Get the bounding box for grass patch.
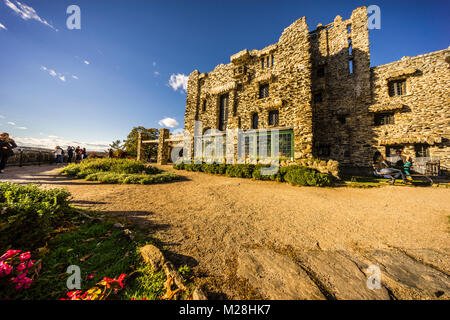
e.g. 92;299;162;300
61;158;179;185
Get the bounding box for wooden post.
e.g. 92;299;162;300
137;132;142;161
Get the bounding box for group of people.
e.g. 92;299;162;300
373;150;413;184
54;146;87;164
0;132;17;174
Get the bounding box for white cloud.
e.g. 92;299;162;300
0;23;7;30
158;117;179;128
40;66;67;82
16;126;27;130
4;0;57;31
71;75;78;79
14;136;110;152
83;60;90;65
7;121;15;125
154;71;160;76
0;115;5;119
168;73;188;93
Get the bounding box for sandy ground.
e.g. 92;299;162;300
1;164;449;299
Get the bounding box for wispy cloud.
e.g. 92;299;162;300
0;23;7;30
14;136;110;152
71;75;79;80
154;71;160;76
40;66;68;82
83;60;90;65
168;73;188;93
158;117;179;128
152;61;157;67
16;126;27;130
0;115;5;119
4;0;58;31
7;121;16;125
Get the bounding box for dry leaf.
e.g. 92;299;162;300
80;254;93;262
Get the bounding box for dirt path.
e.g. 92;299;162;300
1;165;449;300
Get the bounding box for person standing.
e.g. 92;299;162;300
81;148;87;160
0;132;18;173
67;146;74;163
54;146;63;165
75;146;81;163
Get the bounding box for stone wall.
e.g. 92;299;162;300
370;48;450;172
182;6;449;175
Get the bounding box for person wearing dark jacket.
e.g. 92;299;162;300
0;132;18;173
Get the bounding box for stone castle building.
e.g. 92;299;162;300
180;6;449;174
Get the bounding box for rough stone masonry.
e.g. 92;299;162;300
180;6;449;174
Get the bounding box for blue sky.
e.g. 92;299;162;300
0;0;448;150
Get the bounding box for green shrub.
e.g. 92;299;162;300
172;162;333;187
62;159;177;185
0;183;73;251
284;166;333;187
85;171;179;185
62;158;161;178
225;164;255;178
252;164;282;181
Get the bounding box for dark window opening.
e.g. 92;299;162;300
318;145;331;157
337;115;347;124
268;110;279;126
259;83;269;99
415;144;430;158
219;94;229;131
344;150;351;159
317;66;325;78
261;58;265;69
202;100;207;112
374;112;394;126
313;92;323;103
388;79;406;97
271;55;274;67
252;113;258;129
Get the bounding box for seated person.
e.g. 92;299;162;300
403;156;413;181
373;152;408;184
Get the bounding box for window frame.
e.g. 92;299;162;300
268;110;279;126
374;112;395;126
259;83;270;99
388;79;406;97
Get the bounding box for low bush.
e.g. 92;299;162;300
62;158;160;179
0;183;73;252
85;171;179;185
61;158;178;185
284;165;333;187
173;162;333;187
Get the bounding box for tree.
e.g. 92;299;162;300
123;127;159;160
109;140;123;150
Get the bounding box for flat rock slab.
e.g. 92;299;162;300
237;249;325;300
296;250;390;300
364;249;450;299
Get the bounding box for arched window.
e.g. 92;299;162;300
252;113;258;129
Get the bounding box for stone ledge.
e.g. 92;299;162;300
378;135;443;146
368;104;404;113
